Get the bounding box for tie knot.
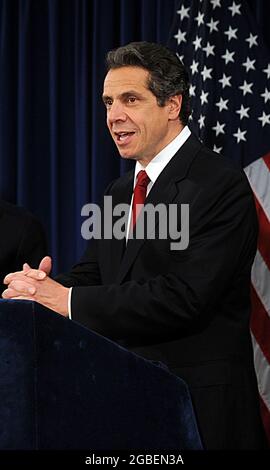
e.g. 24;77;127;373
136;170;150;188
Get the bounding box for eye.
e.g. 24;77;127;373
127;96;137;104
103;98;113;108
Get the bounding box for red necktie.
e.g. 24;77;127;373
132;170;150;228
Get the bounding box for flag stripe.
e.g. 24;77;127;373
250;286;270;364
245;156;270;224
259;396;270;444
253;196;270;271
251;251;270;317
263;152;270;172
251;334;270;410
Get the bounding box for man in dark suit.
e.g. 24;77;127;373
0;200;47;294
2;42;265;449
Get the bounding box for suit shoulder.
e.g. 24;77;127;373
190;143;249;189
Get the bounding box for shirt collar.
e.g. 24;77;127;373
134;126;191;185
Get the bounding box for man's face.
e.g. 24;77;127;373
103;66;181;165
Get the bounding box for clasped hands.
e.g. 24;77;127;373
2;256;69;317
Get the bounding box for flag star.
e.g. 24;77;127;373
200;90;209;105
174;29;187;45
261;88;270;103
202;42;215;57
193;36;202;51
211;0;221;9
213;145;223;154
221;49;235;64
215;97;229;112
263;64;270;79
233;128;247;143
201;65;213;81
218;73;232;88
245;33;258;48
177;5;190;21
228;2;241;16
190;60;199;75
195;11;204;26
258;112;270;127
239;80;253;96
236;105;250;120
206;18;219;33
242;57;256;72
224;26;238;41
212;121;226;136
176;52;184;63
189;84;196;97
198;114;205;129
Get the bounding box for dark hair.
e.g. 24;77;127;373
105;41;190;125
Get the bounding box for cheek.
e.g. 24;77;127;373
154;116;167;133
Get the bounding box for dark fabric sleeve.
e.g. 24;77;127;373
56;238;101;287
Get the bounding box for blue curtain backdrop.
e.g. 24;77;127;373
0;0;269;274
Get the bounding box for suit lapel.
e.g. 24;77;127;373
116;134;202;283
109;171;133;276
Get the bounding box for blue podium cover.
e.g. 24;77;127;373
0;299;202;450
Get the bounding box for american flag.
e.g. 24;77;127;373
169;0;270;443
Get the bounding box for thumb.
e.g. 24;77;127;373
38;256;52;275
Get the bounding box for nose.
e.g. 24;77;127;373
107;101;127;123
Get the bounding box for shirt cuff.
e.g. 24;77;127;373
68;287;73;319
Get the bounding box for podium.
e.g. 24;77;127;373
0;299;202;449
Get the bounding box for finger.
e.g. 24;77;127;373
4;271;24;284
39;256;52;275
9;279;36;295
2;289;34;301
23;263;31;272
14;296;35;300
25;269;46;280
4;271;37;285
2;288;27;299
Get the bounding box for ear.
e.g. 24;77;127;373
168;95;182;120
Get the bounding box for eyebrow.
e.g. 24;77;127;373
102;90;145;101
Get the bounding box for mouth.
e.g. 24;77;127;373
114;131;136;145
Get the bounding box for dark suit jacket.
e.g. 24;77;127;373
58;134;265;449
0;200;47;293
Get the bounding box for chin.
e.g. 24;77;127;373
119;151;137;160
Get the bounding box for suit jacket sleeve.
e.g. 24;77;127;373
55;238;101;287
